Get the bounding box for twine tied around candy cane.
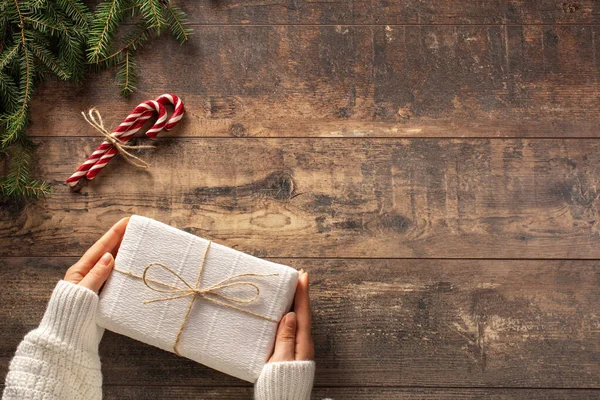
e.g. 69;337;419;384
81;108;155;169
67;94;184;188
112;242;279;356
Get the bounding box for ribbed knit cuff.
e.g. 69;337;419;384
254;360;315;400
36;280;103;353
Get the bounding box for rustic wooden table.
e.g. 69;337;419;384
2;1;600;398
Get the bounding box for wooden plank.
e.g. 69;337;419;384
2;257;599;388
176;1;600;25
2;385;600;399
103;387;600;399
28;25;600;139
2;137;600;258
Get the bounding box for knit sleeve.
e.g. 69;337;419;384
254;360;315;400
3;280;104;400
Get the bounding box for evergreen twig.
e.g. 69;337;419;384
0;0;190;200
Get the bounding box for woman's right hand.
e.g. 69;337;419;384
63;217;130;292
268;269;314;362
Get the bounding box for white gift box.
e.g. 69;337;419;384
96;215;298;382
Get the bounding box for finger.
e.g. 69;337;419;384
268;312;297;362
67;217;129;281
82;216;129;262
78;252;115;292
295;271;314;360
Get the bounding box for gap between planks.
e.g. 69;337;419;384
126;23;600;27
27;136;600;140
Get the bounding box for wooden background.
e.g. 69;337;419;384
2;1;600;398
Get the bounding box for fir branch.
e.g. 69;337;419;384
0;43;20;69
137;0;164;30
56;0;91;28
27;0;48;9
30;41;70;79
116;48;136;95
0;140;50;199
1;0;191;200
36;4;88;81
0;16;7;49
6;0;34;148
0;72;19;111
1;115;24;149
1;108;29;148
163;3;191;44
24;16;63;35
94;23;152;65
87;0;125;62
58;29;86;81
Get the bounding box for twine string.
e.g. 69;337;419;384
82;108;156;169
112;241;279;356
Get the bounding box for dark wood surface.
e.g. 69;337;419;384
3;138;600;259
2;257;600;389
28;24;600;138
2;1;600;398
174;1;600;25
4;385;600;399
101;387;600;399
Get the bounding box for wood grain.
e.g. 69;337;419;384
3;385;600;399
176;1;600;25
27;25;600;138
2;138;600;258
104;387;600;399
2;257;599;388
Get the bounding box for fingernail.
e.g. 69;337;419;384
99;252;113;266
299;268;305;274
285;312;296;327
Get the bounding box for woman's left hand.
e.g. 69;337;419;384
268;269;314;362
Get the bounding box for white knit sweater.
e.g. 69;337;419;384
3;281;315;400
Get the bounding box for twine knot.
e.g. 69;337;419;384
141;263;269;306
82;108;155;169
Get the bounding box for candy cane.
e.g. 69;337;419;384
66;100;165;186
67;94;184;187
155;94;184;133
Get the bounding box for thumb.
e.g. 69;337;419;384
78;252;114;292
268;312;297;362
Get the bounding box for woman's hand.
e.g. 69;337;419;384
269;269;314;362
64;217;130;292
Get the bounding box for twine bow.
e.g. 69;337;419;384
82;108;155;169
112;242;279;356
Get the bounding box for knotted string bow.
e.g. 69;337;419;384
112;242;279;356
82;108;155;169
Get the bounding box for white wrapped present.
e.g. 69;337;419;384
96;215;298;382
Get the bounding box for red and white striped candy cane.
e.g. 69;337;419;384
155;94;184;133
66;100;165;186
66;94;184;187
82;100;166;182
